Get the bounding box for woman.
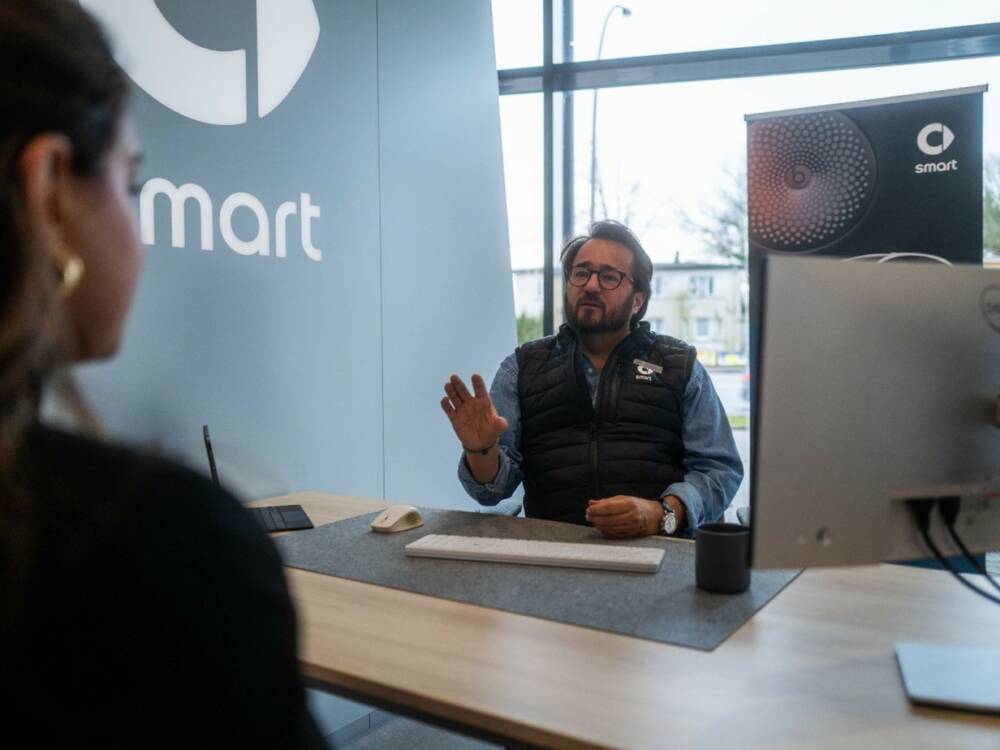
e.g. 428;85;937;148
0;2;325;746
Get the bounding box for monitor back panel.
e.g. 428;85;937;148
752;256;1000;567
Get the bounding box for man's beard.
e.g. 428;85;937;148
565;291;635;334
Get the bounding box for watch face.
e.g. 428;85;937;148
662;512;678;535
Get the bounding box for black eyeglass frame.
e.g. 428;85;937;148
565;264;636;291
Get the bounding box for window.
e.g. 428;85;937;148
491;0;543;69
500;94;543;274
569;57;1000;259
650;273;664;297
500;93;544;342
568;1;999;62
689;276;714;298
694;317;711;339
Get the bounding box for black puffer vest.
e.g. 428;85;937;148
516;322;695;525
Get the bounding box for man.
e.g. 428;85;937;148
440;221;743;538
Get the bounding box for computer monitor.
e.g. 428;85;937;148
750;254;1000;569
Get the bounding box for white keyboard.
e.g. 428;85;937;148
404;534;664;573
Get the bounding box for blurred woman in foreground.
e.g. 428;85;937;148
0;2;325;745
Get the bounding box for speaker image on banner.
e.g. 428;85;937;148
749;110;879;255
745;85;987;417
746;85;985;264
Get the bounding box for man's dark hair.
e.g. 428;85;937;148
560;220;653;325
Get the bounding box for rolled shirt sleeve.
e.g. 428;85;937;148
662;360;744;532
457;354;524;505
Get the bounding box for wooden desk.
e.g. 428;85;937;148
256;492;1000;749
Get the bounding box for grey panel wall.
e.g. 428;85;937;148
75;0;512;508
377;0;515;508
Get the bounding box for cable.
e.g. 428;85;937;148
907;499;1000;607
938;497;1000;596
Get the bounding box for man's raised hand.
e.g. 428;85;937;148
441;374;508;452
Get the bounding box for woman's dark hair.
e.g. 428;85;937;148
559;220;654;326
0;0;128;620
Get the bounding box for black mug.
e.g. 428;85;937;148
696;522;751;594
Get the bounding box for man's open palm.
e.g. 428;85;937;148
441;374;508;451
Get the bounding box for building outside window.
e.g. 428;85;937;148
651;273;664;297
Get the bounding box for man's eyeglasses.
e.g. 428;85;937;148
566;265;634;291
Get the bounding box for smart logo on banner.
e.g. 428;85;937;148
914;122;958;174
746;86;984;264
80;0;320;125
80;0;324;262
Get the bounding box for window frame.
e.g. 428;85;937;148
499;4;1000;334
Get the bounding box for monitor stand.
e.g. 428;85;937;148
896;643;1000;715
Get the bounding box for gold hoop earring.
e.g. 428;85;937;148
53;246;85;297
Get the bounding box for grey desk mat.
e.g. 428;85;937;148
275;509;799;651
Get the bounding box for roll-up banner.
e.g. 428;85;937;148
745;84;987;407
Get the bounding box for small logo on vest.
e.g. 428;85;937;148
633;358;662;382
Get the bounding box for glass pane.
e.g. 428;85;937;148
492;0;543;69
500;93;545;343
570;0;1000;62
572;57;1000;248
567;54;1000;514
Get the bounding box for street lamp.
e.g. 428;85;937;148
589;4;631;225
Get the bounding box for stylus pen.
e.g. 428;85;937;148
202;425;219;485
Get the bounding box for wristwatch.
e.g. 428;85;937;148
660;499;679;536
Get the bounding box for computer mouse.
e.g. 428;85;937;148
370;504;424;533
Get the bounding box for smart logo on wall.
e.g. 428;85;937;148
80;0;324;262
80;0;319;124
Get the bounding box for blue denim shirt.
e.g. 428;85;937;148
458;350;744;533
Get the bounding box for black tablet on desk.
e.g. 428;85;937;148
248;504;314;533
202;425;314;533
